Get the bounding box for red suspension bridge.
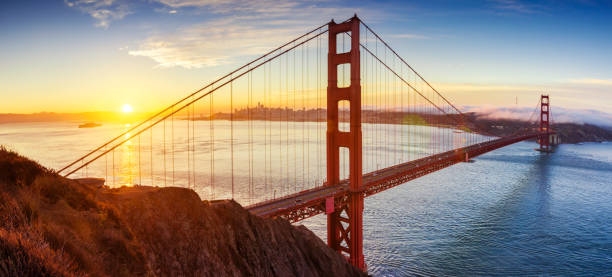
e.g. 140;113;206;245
58;15;555;271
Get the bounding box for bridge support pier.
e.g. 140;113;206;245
326;16;365;271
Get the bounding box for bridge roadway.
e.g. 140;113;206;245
247;132;545;223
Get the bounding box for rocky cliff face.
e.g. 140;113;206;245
0;147;366;277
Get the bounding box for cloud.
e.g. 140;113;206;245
128;17;306;68
429;80;612;119
464;105;612;127
153;0;300;14
435;83;540;93
129;1;379;68
489;0;542;14
389;33;430;40
65;0;130;28
154;0;227;8
569;78;612;86
62;0;383;68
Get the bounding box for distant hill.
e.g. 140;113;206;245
0;112;148;124
3;109;608;144
469;114;612;144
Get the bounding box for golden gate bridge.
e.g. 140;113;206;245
57;15;555;271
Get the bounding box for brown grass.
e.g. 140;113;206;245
0;146;147;276
0;146;365;277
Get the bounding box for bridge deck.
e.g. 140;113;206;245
247;133;544;223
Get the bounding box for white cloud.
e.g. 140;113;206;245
464;105;612;127
129;1;379;68
569;78;612;86
154;0;228;8
154;0;300;15
489;0;542;14
128;18;306;68
64;0;383;68
389;33;430;40
65;0;130;28
430;80;612;120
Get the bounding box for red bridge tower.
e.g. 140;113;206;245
326;16;365;270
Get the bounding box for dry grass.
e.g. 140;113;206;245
0;192;79;277
0;146;147;276
0;146;365;277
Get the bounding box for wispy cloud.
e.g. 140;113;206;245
432;80;612;121
435;83;540;92
569;78;612;86
65;0;130;28
153;0;229;8
489;0;541;14
465;105;612;127
389;33;430;40
154;0;301;14
128;17;306;68
129;0;378;68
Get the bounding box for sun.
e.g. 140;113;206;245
122;104;133;113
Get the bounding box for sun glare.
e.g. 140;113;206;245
122;104;133;113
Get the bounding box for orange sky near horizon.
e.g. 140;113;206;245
2;1;612;119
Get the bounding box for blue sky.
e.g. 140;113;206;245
1;0;611;121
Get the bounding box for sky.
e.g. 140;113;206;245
1;0;611;122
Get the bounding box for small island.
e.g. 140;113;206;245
78;122;102;128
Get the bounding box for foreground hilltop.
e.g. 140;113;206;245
0;147;366;276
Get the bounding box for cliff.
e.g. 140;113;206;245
0;147;366;276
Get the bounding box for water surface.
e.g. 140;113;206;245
1;122;611;276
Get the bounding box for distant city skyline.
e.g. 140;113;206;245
1;0;611;119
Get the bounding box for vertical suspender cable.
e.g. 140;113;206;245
164;116;167;186
149;124;153;185
385;45;388;167
306;40;310;187
317;30;321;184
302;43;305;188
192;96;196;189
248;69;253;203
279;55;283;195
286;52;289;193
293;42;297;192
112;149;115;186
188;102;191;188
210;88;214;199
269;62;272;195
138;135;141;185
264;63;268;198
279;56;283;196
394;54;397;164
230;76;234;200
363;28;367;172
105;146;108;183
172;107;175;185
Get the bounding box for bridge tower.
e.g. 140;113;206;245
326;16;365;270
539;94;550;152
